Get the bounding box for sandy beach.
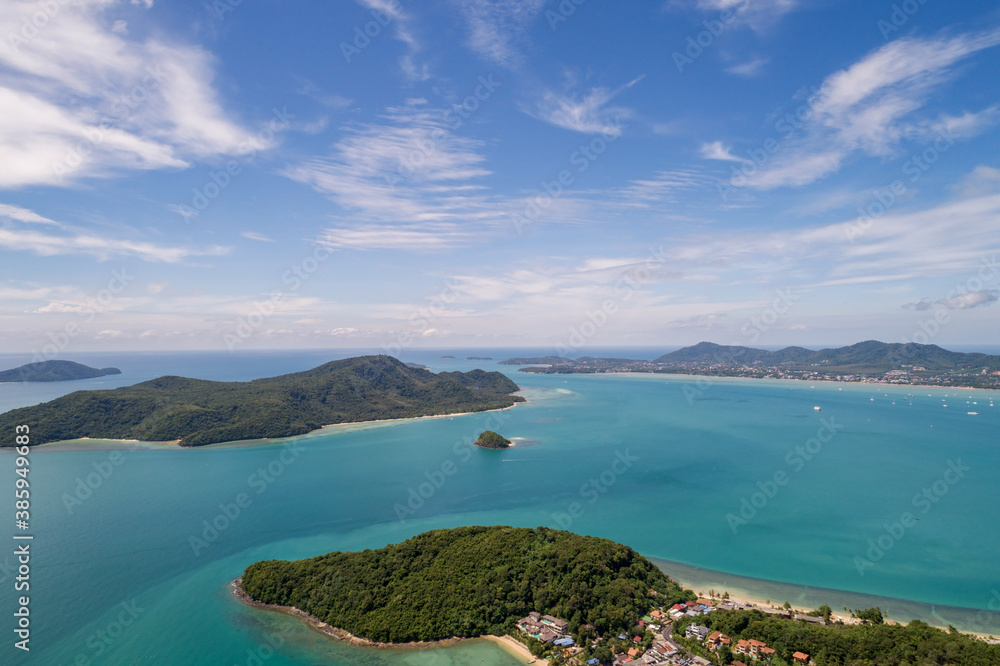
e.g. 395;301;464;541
665;575;1000;642
31;400;524;451
481;634;535;662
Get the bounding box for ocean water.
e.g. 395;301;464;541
1;349;999;664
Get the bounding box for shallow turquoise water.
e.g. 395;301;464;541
1;350;998;663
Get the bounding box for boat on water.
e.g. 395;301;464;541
968;411;978;415
813;406;821;411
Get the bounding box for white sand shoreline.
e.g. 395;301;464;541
25;401;524;452
660;568;1000;642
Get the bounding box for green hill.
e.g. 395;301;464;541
0;356;522;447
0;360;122;383
239;526;693;643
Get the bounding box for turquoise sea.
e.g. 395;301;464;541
1;348;999;665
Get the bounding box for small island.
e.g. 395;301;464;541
440;355;456;359
0;356;523;447
466;356;493;360
474;430;511;449
0;360;122;383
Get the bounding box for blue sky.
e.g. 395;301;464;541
2;0;1000;355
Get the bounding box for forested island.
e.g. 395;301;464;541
0;360;121;383
474;430;511;449
238;526;692;644
0;356;522;447
502;341;1000;389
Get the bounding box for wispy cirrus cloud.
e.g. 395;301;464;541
739;29;1000;189
241;231;275;243
354;0;427;80
0;203;62;226
318;223;479;251
617;169;709;206
0;204;229;262
529;76;643;136
450;0;547;68
284;99;509;250
0;0;260;188
684;0;800;31
725;56;768;77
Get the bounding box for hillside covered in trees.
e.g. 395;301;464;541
240;526;693;643
0;356;522;447
674;608;1000;666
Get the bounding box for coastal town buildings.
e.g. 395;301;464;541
517;611;570;645
517;599;814;666
685;624;710;641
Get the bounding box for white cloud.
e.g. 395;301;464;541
692;0;799;31
318;223;477;251
937;290;998;310
725;57;768;77
667;191;1000;288
530;77;643;136
0;203;62;226
618;169;708;206
241;231;275;243
0;0;259;188
285;100;517;248
741;30;1000;189
0;204;230;262
930;106;1000;140
700;141;745;162
955;165;1000;197
451;0;547;68
354;0;427;80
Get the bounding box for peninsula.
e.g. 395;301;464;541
502;341;1000;389
238;526;693;644
0;355;523;447
237;526;1000;665
0;360;122;383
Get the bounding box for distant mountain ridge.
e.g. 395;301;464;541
654;340;1000;372
0;360;122;383
0;356;523;447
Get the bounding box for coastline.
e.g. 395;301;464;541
552;370;1000;394
28;401;524;452
671;585;999;644
231;579;535;660
651;558;1000;642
